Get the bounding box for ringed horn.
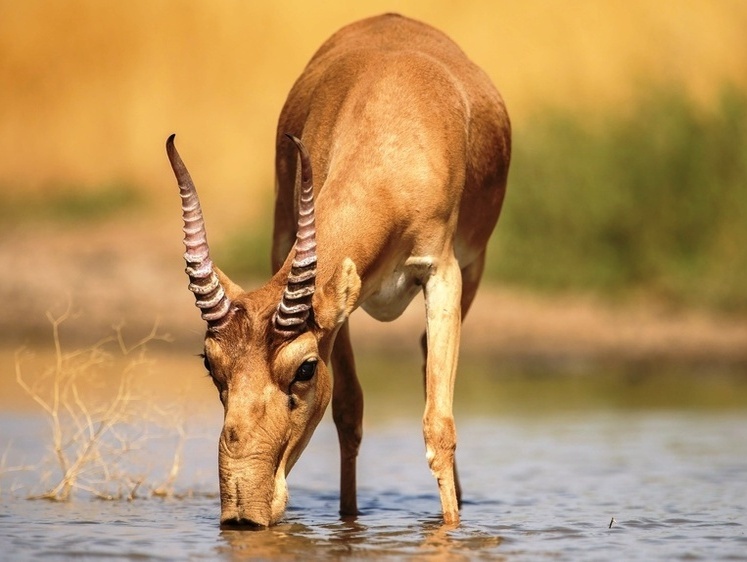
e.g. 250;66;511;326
166;134;232;329
273;133;318;335
166;133;317;335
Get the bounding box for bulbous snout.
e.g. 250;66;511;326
218;457;289;527
220;482;287;527
218;419;290;528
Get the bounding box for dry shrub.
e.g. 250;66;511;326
11;304;195;501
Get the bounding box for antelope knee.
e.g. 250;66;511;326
423;415;457;472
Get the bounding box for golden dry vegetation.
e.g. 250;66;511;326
2;0;746;224
1;1;746;374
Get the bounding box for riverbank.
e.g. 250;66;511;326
3;217;746;371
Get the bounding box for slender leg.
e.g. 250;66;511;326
419;251;486;518
422;254;463;524
420;329;464;510
458;250;487;323
331;319;363;517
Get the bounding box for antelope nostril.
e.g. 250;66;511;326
224;426;240;444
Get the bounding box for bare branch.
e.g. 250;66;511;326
12;312;193;502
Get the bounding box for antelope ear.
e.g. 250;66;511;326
319;257;360;328
214;266;244;301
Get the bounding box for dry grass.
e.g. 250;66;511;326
9;303;197;501
1;0;745;229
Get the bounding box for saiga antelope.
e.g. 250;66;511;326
166;13;510;527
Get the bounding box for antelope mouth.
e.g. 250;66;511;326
218;468;288;529
220;517;268;530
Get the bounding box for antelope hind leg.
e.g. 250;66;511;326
422;255;463;525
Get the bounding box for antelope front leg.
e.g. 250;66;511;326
422;256;462;525
331;319;363;517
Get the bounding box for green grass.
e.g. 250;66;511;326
487;83;747;312
1;181;142;226
215;216;274;281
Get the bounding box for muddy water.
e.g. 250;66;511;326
2;354;747;560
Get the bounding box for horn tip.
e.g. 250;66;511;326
166;134;179;163
285;133;305;153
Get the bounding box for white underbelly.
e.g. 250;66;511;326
357;241;480;322
359;256;433;322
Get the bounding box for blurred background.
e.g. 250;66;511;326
1;0;746;399
3;6;747;552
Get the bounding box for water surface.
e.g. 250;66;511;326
2;355;746;560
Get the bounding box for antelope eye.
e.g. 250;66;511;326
201;353;212;374
294;359;317;382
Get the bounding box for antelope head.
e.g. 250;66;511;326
166;134;360;527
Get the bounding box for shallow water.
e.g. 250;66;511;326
2;404;747;561
3;347;747;560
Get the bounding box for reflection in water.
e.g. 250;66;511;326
419;520;503;561
218;523;315;559
218;515;505;560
